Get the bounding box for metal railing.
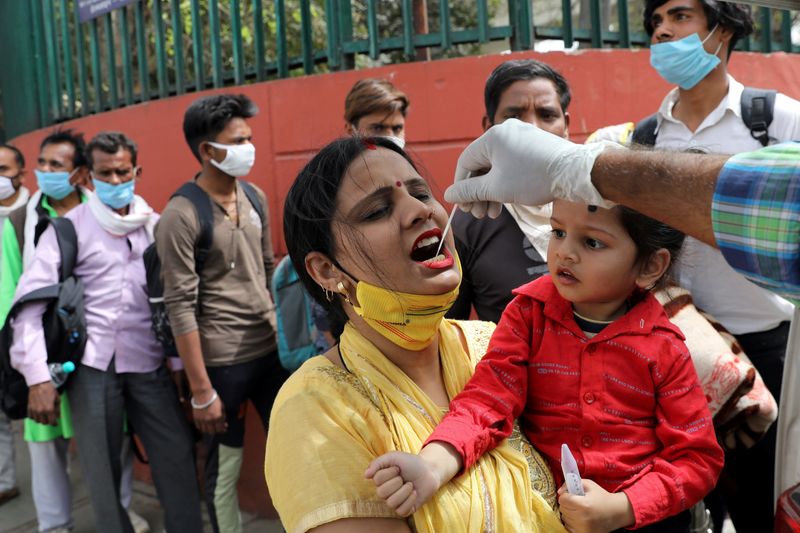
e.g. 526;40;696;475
0;0;797;139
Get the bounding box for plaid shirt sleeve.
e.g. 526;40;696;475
712;142;800;304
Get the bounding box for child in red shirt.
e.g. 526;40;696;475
366;200;723;532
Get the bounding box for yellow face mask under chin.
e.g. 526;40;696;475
350;255;461;351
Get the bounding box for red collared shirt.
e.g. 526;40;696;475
428;276;723;528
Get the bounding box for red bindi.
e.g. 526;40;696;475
395;181;402;187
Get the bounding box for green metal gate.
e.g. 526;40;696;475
0;0;797;140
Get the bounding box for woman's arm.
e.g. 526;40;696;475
310;517;412;533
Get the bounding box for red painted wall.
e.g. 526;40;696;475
10;49;800;518
12;49;800;259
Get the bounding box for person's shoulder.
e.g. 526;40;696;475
448;319;496;361
771;92;800;138
633;291;688;353
241;179;267;198
157;195;199;230
64;202;91;222
272;356;379;417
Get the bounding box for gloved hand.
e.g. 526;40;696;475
444;119;619;218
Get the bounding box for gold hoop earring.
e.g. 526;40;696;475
323;287;333;302
337;281;353;305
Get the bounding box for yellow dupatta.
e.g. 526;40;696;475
339;320;566;533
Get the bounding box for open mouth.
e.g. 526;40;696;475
410;228;450;266
556;267;578;282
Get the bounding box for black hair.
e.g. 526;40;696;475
40;128;87;168
284;136;417;331
484;59;572;124
0;143;25;169
183;94;258;162
618;206;685;291
643;0;754;60
85;132;138;168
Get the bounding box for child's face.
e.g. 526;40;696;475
548;200;643;321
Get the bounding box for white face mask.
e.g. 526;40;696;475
0;176;18;201
383;135;406;149
207;141;256;177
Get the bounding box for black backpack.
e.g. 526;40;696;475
632;87;777;148
0;217;87;419
143;180;265;357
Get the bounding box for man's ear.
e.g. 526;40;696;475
199;141;216;163
345;122;357;136
14;169;26;186
481;115;492;132
635;248;671;291
563;112;570;140
717;26;734;59
70;167;89;187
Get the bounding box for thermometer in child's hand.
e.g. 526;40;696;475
561;443;585;496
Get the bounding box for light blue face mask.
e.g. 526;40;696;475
650;26;723;90
92;177;135;209
35;169;77;200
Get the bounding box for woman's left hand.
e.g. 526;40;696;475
557;479;635;533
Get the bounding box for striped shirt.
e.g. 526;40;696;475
712;142;800;303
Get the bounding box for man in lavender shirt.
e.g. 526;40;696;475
9;132;202;533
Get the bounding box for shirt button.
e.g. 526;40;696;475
583;392;595;404
587;345;597;353
581;435;593;448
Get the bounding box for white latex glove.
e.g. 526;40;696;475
444;119;619;218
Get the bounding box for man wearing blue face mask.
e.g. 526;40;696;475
638;1;800;530
9;131;202;533
0;132;89;528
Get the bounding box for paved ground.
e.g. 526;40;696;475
0;420;282;533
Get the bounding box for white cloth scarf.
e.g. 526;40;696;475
87;190;155;239
0;187;30;219
22;190;44;270
504;202;553;259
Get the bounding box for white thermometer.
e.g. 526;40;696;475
561;443;585;496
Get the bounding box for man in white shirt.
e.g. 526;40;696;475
641;0;800;529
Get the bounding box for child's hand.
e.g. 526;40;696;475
365;451;439;517
557;479;635;533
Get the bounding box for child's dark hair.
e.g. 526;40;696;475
618;206;685;291
283;136;417;333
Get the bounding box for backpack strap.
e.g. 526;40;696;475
33;217;79;282
239;180;265;224
631;114;659;147
11;284;61;309
172;182;214;274
741;87;777;147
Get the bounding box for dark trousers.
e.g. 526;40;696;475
68;360;202;533
707;320;789;533
203;352;289;533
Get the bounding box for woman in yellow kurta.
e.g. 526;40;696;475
265;136;566;533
